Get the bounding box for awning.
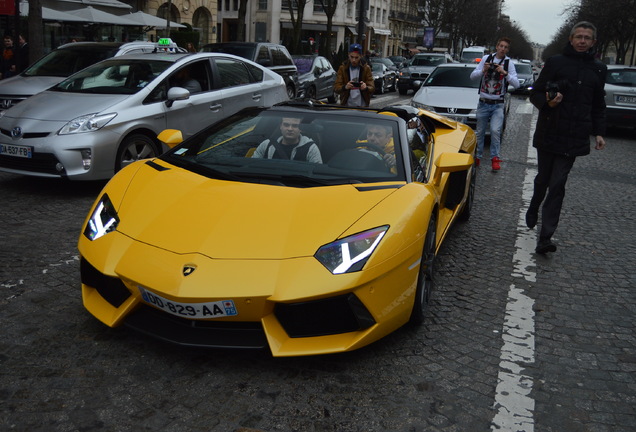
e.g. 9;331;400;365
124;11;186;29
45;0;133;11
66;6;137;25
372;28;391;36
347;26;358;36
20;3;90;22
281;22;328;31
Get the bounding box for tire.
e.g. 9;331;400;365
286;84;296;99
410;214;436;325
458;164;477;222
116;133;160;173
327;91;336;104
398;87;407;96
306;86;316;100
377;80;385;95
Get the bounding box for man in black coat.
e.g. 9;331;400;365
526;21;607;254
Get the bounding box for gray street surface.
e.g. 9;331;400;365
1;95;635;431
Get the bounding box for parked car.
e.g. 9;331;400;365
460;46;487;64
604;64;636;128
388;55;407;68
411;63;511;131
369;56;398;72
78;102;476;356
291;55;336;102
200;42;298;99
397;52;455;95
513;61;534;94
370;62;397;94
0;40;186;112
0;52;288;180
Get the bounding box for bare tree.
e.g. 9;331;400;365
237;0;248;42
286;0;309;54
27;0;43;63
315;0;338;60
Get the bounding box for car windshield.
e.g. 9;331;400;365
51;59;172;95
606;68;636;86
23;45;120;78
162;108;406;186
293;57;314;74
423;67;479;88
515;64;533;75
411;56;444;67
371;63;384;72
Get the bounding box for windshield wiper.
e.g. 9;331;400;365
229;172;362;187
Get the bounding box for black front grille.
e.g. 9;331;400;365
0;128;51;139
125;305;268;349
80;257;131;307
434;107;472;115
275;293;375;338
0;153;63;175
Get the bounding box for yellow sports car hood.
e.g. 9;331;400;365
114;161;401;260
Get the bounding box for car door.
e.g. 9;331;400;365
210;56;275;117
162;59;221;138
317;57;336;99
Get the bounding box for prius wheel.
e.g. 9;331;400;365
116;133;160;172
327;90;336;104
377;80;385;94
410;214;437;325
458;163;477;222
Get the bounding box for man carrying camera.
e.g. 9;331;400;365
470;37;519;171
334;43;375;107
526;21;607;254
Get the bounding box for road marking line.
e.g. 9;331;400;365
491;105;538;431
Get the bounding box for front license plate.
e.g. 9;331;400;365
0;143;33;158
138;286;238;319
616;94;636;104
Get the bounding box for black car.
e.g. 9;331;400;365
370;62;397;94
292;55;337;102
201;42;298;99
513;62;535;94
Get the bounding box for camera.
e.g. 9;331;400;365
546;81;560;100
351;80;361;88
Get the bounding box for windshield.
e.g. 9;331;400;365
461;51;483;62
515;64;533;75
23;46;120;78
51;59;172;95
411;55;445;67
423;67;479;88
162;109;406;187
293;57;314;74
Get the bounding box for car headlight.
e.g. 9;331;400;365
59;112;117;135
84;194;119;241
411;100;434;111
315;226;388;274
373;74;380;80
399;70;410;79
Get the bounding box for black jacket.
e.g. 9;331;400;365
530;43;606;157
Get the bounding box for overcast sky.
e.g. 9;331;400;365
503;0;572;45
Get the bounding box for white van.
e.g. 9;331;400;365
460;46;487;63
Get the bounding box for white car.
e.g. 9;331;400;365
0;51;288;180
411;63;511;131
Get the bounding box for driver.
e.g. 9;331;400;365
358;123;396;169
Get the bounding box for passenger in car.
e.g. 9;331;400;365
170;67;202;94
252;117;322;163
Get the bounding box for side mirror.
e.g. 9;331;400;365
166;87;190;108
158;129;183;149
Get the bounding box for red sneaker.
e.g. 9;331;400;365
491;156;501;171
475;158;480;167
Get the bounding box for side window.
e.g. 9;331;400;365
245;62;263;82
272;47;293;66
256;46;270;66
216;58;252;88
168;60;211;94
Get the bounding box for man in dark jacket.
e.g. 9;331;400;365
334;43;375;107
526;21;606;254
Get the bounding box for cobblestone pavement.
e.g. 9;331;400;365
1;96;634;431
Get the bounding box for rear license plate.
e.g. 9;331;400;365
616;95;636;104
0;143;32;158
138;286;238;319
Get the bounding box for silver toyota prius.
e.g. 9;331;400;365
0;50;288;180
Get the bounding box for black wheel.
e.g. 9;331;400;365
377;79;385;95
306;86;316;100
398;87;407;96
458;163;477;222
327;91;336;104
410;214;436;325
390;77;397;92
116;133;160;172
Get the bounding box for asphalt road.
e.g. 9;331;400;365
1;94;635;432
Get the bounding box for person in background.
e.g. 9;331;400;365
186;42;196;53
526;21;606;254
16;35;29;73
334;43;374;107
469;37;519;171
0;35;17;79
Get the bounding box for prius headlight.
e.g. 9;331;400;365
84;194;119;241
315;226;388;274
59;112;117;135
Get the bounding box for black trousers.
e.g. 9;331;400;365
529;148;576;241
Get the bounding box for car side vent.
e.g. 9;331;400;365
80;257;131;307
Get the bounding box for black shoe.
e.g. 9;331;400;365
536;239;557;254
525;208;538;229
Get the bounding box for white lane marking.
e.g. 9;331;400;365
491;105;538;431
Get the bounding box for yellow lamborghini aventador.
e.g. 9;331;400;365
79;102;476;356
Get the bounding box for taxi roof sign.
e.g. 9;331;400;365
154;38;179;53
